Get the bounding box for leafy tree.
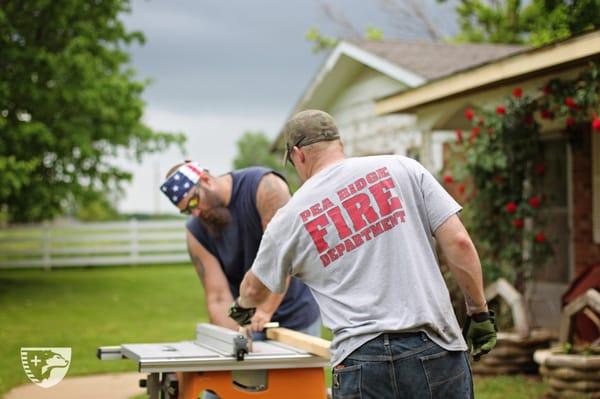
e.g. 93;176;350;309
0;0;185;223
522;0;600;45
439;0;600;45
305;28;340;53
305;0;433;53
73;191;120;222
305;25;385;53
233;132;301;192
449;0;523;43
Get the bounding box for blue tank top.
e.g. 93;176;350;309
186;167;319;330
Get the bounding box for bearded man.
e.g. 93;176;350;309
160;162;320;337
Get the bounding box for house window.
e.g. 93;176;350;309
594;131;600;243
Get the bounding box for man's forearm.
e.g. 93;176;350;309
256;276;289;314
435;216;488;315
257;292;285;314
238;270;271;309
445;241;488;314
208;300;239;330
451;266;488;314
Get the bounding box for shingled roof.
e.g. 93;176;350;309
348;39;525;81
272;38;526;151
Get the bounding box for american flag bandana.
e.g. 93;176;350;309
160;162;205;206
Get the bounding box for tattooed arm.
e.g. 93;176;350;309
186;230;238;330
244;173;292;332
256;172;291;230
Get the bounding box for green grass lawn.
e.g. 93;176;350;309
0;265;548;398
0;264;206;397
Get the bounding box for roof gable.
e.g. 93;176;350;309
292;41;427;113
291;39;525;114
273;38;525;150
348;39;524;81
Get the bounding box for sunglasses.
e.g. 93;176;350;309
286;137;307;166
180;184;201;215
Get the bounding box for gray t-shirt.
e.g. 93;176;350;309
251;155;467;366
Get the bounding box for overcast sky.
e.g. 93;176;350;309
117;0;458;213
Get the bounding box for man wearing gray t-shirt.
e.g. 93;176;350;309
230;110;497;398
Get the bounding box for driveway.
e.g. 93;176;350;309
5;372;145;399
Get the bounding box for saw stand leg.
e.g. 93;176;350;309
140;372;178;399
145;373;160;399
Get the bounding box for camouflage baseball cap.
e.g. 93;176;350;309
283;109;340;164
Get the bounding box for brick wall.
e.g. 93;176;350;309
571;128;600;276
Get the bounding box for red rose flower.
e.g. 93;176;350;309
535;163;546;176
543;85;552;95
513;218;524;229
592;118;600;132
524;114;534;125
496;106;506;115
458;183;466;195
455;129;463;143
540;109;554;119
566;117;576;127
564;97;577;109
513;87;522;98
528;196;541;208
465;108;474;120
505;202;518;214
535;232;546;243
443;174;454;184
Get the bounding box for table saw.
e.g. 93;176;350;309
97;323;329;399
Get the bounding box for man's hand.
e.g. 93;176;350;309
463;311;497;361
249;308;273;333
228;299;256;326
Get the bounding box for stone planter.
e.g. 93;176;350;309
534;289;600;398
534;347;600;398
471;329;555;375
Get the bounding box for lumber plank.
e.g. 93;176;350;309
266;327;331;359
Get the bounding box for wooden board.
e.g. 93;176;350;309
266;328;331;359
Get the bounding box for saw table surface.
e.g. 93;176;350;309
113;323;328;373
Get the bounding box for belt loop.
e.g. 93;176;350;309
383;333;390;346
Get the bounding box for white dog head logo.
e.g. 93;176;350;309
20;348;72;388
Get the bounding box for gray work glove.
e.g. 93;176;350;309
228;299;256;326
462;310;498;361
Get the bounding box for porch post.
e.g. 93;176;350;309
420;128;434;171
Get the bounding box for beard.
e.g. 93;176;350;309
198;189;231;237
201;207;231;234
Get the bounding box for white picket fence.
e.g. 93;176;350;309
0;219;190;269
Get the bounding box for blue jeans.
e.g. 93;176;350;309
332;332;473;399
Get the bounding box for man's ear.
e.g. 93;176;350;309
297;147;306;164
199;172;211;188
